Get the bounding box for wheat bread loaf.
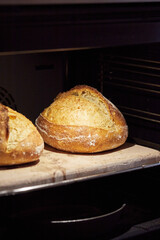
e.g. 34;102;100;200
0;103;44;166
36;85;128;153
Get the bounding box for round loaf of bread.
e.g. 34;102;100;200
0;103;44;166
36;85;128;153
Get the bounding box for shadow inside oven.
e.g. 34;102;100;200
1;165;160;240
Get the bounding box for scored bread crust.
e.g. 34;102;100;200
36;85;128;153
0;104;44;166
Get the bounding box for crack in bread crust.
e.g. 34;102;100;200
0;104;9;152
0;103;44;165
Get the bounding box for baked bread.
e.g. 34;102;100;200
0;103;44;166
36;85;128;153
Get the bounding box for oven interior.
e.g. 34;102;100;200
0;43;159;150
0;2;160;239
0;42;160;240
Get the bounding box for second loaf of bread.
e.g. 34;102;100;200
35;85;128;153
0;103;44;165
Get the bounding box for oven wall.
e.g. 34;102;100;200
0;52;66;122
67;43;160;150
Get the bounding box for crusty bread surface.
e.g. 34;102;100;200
36;85;128;153
0;103;44;166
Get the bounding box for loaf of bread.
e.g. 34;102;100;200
0;103;44;166
36;85;128;153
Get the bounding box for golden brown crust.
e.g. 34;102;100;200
0;104;9;152
0;103;44;166
36;115;128;153
36;85;128;153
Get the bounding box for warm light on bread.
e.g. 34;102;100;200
0;103;44;166
36;85;128;153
